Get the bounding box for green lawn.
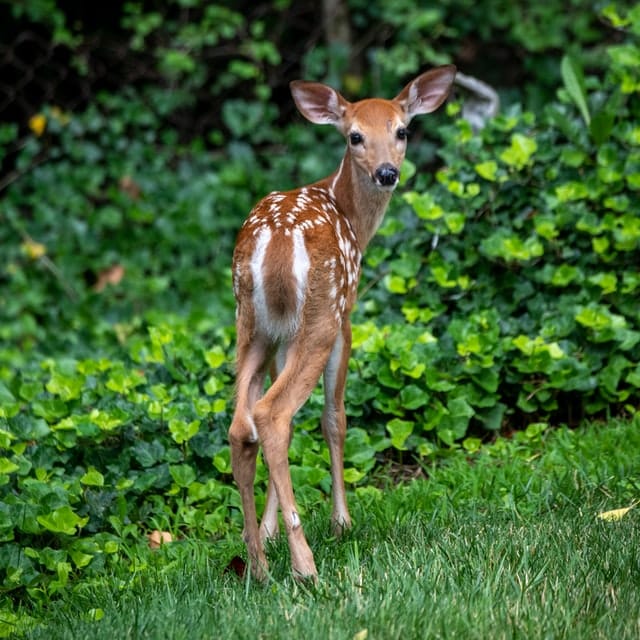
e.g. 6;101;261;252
14;418;640;639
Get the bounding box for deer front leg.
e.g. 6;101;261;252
322;321;352;534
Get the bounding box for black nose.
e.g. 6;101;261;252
375;163;399;186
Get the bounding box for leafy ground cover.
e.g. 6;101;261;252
8;417;640;639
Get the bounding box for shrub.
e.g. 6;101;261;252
349;4;640;447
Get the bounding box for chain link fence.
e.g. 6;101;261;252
0;26;239;141
1;29;146;125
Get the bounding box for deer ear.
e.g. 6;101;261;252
290;81;349;128
395;65;457;120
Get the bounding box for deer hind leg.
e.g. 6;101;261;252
259;345;290;543
254;335;337;579
229;334;271;580
322;320;352;535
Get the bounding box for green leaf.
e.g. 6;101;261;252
399;158;416;186
46;369;85;401
598;355;631;397
69;548;95;569
448;397;475;420
37;507;89;535
479;403;507;431
561;54;590;125
445;211;466;234
343;467;366;483
168;418;200;444
80;467;105;487
204;346;226;369
403;191;444;220
385;274;408;294
587;272;617;294
32;399;68;421
344;428;379;465
399;385;430;410
390;253;422;279
0;381;16;403
0;381;19;419
18;381;43;401
500;133;537;169
0;457;19;474
590;108;615;145
387;419;414;451
556;181;589;202
213;448;232;474
89;408;126;431
105;367;146;394
159;49;196;76
169;464;197;488
474;160;498;181
462;437;482;453
550;264;580;287
575;304;623;331
481;231;544;262
627;365;640;388
204;375;225;395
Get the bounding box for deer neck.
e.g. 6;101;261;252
324;151;393;252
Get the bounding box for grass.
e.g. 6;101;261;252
12;418;640;639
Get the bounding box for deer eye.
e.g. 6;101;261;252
349;131;364;145
397;127;409;141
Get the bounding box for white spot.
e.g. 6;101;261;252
290;511;301;529
296;191;312;207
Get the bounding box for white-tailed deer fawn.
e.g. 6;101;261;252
229;65;456;580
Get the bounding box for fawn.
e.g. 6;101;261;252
229;66;457;580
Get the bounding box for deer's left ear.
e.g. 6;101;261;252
395;65;457;121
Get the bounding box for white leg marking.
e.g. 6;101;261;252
247;414;258;443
